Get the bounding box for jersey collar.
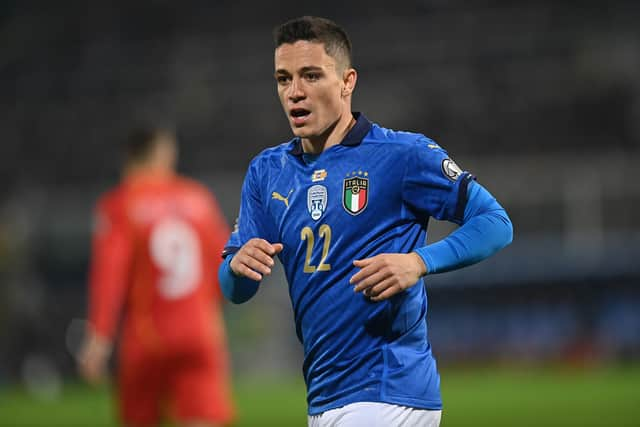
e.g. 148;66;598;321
289;112;372;156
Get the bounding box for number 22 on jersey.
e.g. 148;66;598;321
300;224;332;273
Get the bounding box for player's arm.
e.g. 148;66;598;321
413;181;512;274
219;239;283;304
218;158;282;304
352;181;512;301
79;198;133;384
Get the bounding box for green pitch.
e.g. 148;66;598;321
1;365;639;426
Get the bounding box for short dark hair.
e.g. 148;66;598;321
273;16;352;69
124;127;174;164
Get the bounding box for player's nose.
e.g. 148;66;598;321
288;77;305;102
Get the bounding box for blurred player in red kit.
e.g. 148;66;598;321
78;128;235;427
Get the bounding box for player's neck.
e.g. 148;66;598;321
123;164;175;181
301;113;356;154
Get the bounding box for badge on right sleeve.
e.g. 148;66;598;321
441;158;463;181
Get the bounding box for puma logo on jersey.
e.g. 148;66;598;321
272;189;294;207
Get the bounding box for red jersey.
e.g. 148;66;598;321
87;172;230;352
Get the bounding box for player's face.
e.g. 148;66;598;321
274;41;352;140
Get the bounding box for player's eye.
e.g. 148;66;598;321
305;73;321;82
276;75;291;85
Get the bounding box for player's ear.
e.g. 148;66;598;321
341;68;357;97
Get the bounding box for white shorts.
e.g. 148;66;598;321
308;402;442;427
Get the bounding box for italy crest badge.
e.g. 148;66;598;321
343;174;368;215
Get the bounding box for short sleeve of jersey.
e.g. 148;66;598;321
222;158;274;257
402;137;474;225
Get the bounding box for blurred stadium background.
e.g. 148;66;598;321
1;1;639;426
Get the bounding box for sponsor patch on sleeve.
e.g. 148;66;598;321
441;158;463;181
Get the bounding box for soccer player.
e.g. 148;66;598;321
219;16;513;427
78;128;235;427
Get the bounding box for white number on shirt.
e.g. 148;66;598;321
149;218;202;299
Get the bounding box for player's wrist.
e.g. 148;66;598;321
410;252;428;277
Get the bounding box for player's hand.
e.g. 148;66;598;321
77;331;112;386
350;253;427;302
230;238;284;281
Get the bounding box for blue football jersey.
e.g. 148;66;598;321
224;113;473;415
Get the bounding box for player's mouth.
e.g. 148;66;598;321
290;108;311;126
